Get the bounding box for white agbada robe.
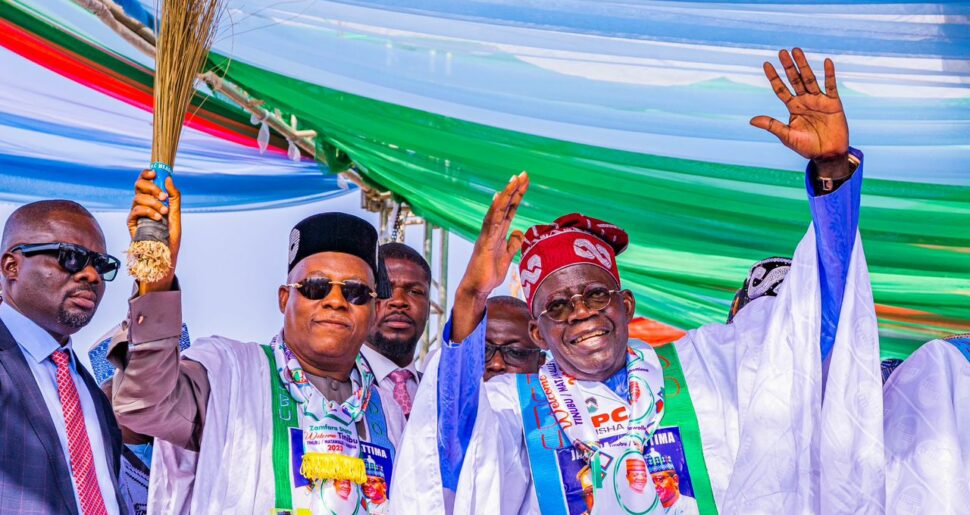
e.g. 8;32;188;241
146;337;406;515
392;150;883;514
883;337;970;514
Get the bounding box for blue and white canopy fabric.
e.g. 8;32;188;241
0;1;349;212
2;0;968;348
40;0;970;184
199;0;969;183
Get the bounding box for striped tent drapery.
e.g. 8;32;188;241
2;0;968;354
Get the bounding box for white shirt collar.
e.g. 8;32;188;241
359;343;418;383
0;302;71;363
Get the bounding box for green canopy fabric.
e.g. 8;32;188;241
5;0;968;359
211;56;970;357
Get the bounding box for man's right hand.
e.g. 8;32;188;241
451;172;529;343
128;169;181;294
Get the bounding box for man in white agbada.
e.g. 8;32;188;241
883;334;970;513
392;48;885;514
109;174;405;514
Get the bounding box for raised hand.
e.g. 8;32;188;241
751;48;849;165
127;169;181;293
451;171;529;342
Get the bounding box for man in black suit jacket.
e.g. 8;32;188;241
0;200;127;514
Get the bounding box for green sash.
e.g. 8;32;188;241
262;345;301;511
518;343;718;514
262;345;396;513
654;343;718;514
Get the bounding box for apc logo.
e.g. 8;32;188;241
573;238;612;269
591;406;629;428
520;254;542;300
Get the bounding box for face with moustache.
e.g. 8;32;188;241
278;252;377;378
367;257;430;367
529;264;635;382
1;209;107;344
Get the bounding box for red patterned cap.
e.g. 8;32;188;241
519;213;628;310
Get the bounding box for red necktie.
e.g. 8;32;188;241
388;368;414;417
51;350;109;515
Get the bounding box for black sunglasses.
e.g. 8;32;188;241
538;285;618;322
485;343;542;366
284;277;377;305
10;243;121;281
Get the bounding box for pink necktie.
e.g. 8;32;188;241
388;369;414;417
51;350;109;515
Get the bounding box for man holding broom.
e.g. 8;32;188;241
114;0;408;512
110;170;406;514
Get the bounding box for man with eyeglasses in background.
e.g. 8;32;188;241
394;48;885;514
108;170;406;514
483;295;544;382
0;200;127;514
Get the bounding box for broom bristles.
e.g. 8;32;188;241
152;0;223;167
129;0;222;283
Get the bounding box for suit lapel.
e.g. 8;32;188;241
0;321;80;515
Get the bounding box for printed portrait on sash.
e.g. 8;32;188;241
611;449;657;514
360;442;394;513
647;427;699;515
321;479;362;514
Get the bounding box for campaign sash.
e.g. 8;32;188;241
653;343;717;514
517;341;664;514
518;342;717;515
262;345;395;514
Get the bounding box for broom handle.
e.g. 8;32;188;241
151;161;173;207
132;162;173;242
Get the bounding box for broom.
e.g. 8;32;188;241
127;0;222;282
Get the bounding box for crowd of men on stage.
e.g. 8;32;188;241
0;48;966;515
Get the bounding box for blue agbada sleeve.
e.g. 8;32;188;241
437;312;488;491
806;147;864;362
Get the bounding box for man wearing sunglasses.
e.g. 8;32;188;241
0;200;126;514
394;49;884;514
483;296;544;382
108;170;406;513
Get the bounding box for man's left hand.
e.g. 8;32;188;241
750;48;850;179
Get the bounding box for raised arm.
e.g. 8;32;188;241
751;48;862;360
437;172;528;490
109;169;209;450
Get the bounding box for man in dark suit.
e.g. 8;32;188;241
0;200;126;514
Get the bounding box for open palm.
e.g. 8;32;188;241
451;172;529;342
751;48;849;160
463;172;529;296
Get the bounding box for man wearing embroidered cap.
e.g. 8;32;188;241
110;171;406;514
393;48;884;514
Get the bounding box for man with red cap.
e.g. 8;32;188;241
393;48;883;514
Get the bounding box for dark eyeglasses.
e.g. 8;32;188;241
485;343;542;366
10;243;120;281
284;277;377;305
538;285;618;322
